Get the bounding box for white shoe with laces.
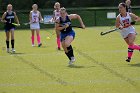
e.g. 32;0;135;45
6;48;10;53
11;48;16;53
69;57;75;65
32;44;35;47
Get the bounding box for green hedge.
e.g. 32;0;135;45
0;7;140;30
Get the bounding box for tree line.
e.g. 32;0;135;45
0;0;139;10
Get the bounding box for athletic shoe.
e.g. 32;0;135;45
11;48;16;53
126;57;131;62
32;44;35;47
58;47;61;50
69;57;75;65
6;48;10;53
38;43;42;47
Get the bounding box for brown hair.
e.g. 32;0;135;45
119;3;126;8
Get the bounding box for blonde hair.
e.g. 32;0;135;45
32;4;38;9
54;2;60;9
125;0;131;5
7;4;12;8
60;7;66;12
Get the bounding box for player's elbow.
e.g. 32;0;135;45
55;27;60;31
55;27;58;31
76;14;80;19
138;17;140;22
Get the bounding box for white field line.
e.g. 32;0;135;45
0;78;140;87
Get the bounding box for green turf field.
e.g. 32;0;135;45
0;26;140;93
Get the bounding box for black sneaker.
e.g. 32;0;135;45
38;43;42;47
126;57;131;62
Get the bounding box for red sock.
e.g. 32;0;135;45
37;35;41;44
31;35;34;45
57;36;61;48
128;47;134;59
132;44;140;50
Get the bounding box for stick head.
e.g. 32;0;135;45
100;32;104;36
24;23;29;25
12;23;20;26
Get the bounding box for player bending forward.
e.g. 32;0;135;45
55;7;85;65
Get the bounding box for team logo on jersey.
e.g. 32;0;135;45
122;19;130;24
6;16;14;19
122;19;131;27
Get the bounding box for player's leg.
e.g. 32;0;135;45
31;29;35;47
56;30;61;50
61;41;70;59
36;29;42;47
10;28;15;52
5;31;10;53
64;36;75;65
125;33;140;62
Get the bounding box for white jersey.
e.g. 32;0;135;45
30;11;40;29
54;10;60;20
119;12;135;38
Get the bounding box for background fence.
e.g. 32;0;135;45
0;6;140;29
0;0;140;10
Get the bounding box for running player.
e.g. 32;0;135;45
29;4;43;47
116;3;140;62
50;2;61;50
1;4;20;53
55;7;85;65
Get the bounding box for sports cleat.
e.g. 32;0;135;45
38;43;42;47
32;44;35;47
126;57;131;62
58;47;61;50
6;48;10;53
11;48;16;53
69;57;75;65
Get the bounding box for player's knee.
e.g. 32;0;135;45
11;36;14;40
65;42;70;47
57;35;60;38
128;42;134;46
6;36;10;41
6;38;9;41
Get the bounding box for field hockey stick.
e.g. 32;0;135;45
12;22;42;26
12;23;21;26
100;21;136;36
12;22;29;26
23;20;45;25
12;21;44;26
100;28;120;36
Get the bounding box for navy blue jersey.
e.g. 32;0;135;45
59;16;72;33
5;11;15;24
4;11;15;30
126;6;132;13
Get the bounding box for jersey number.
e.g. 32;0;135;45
9;19;11;23
34;17;37;22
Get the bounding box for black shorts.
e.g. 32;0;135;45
4;24;15;32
